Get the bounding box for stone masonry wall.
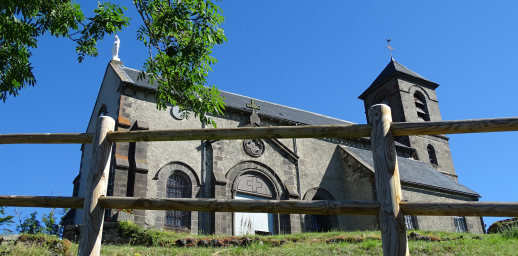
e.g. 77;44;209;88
397;78;457;178
402;185;484;234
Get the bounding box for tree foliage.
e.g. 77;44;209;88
135;0;227;126
0;207;14;234
15;208;68;236
0;0;130;102
16;211;43;234
1;0;227;125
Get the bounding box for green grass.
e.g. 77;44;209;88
3;225;518;255
81;233;518;256
500;222;518;240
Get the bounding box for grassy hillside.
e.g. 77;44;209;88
2;222;518;255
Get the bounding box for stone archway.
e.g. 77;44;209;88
234;173;275;235
154;162;200;234
303;187;339;232
212;161;291;235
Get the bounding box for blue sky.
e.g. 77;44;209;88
1;1;517;231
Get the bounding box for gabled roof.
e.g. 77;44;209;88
339;145;480;197
115;64;414;151
358;59;439;99
118;65;354;126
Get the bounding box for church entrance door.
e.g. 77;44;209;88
234;193;274;236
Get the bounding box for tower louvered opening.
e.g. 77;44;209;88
414;91;430;121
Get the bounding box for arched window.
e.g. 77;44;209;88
165;172;191;231
414;91;430;121
427;145;438;166
304;188;338;232
311;195;331;232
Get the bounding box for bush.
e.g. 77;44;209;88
500;222;518;239
117;221;176;247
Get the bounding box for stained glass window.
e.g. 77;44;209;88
165;173;191;229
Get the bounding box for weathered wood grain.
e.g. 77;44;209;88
0;196;85;208
1;196;517;217
370;104;409;256
98;197;380;215
0;133;93;144
391;117;518;136
105;124;372;142
78;117;115;256
400;201;518;217
1;117;517;144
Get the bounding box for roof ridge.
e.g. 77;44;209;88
221;91;355;125
120;66;355;126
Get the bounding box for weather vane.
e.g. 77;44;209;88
386;39;394;58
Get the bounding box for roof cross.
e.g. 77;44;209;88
386;39;394;59
246;99;261;113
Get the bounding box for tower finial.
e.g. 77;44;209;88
386;39;394;59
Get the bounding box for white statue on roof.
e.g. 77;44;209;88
111;35;120;61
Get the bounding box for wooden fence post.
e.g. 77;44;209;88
369;104;409;256
78;116;115;256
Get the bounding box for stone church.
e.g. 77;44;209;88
68;58;485;235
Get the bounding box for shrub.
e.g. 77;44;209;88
117;221;176;247
500;222;518;239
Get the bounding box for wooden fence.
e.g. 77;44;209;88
1;104;518;256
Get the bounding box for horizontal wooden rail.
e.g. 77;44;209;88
1;196;518;217
399;201;518;217
391;117;518;136
106;124;372;142
1;117;517;144
0;133;93;144
0;195;85;209
99;197;380;215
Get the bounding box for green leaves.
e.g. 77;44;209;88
134;0;227;126
75;3;130;62
0;207;14;232
16;211;43;234
0;0;130;101
1;0;226;127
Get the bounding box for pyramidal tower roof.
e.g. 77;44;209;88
358;58;438;99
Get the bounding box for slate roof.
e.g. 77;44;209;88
358;59;438;99
118;65;414;151
119;66;354;126
116;64;476;196
340;145;480;197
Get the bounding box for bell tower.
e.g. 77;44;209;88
359;59;458;180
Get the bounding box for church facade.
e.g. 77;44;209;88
69;59;485;235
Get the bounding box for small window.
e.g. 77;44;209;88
427;145;438;166
414;92;430;121
165;173;191;230
405;215;419;230
454;216;467;233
